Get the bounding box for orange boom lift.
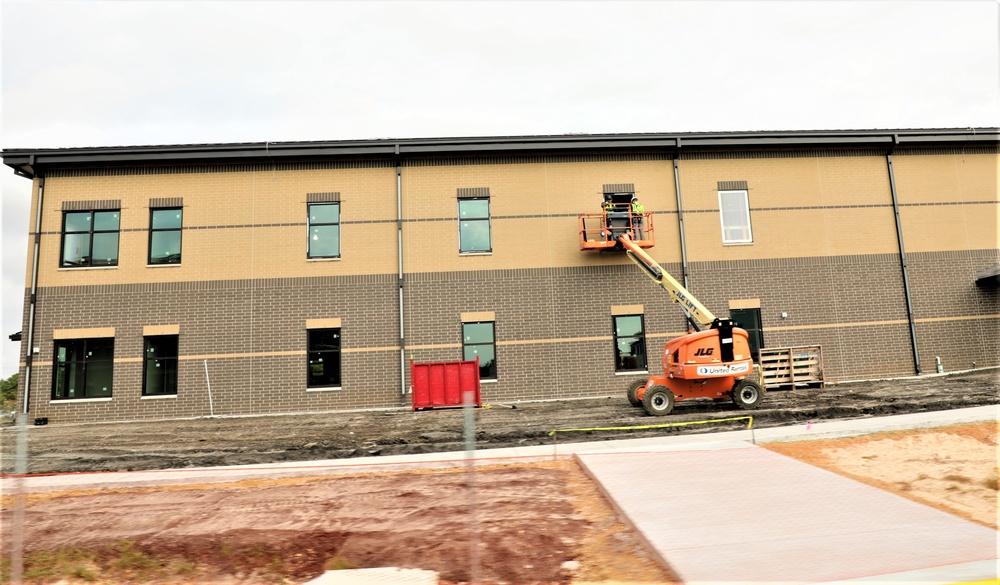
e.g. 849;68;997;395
580;202;763;416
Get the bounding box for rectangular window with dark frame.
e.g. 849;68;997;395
52;337;115;399
613;315;647;372
718;189;753;244
60;210;120;267
143;335;178;395
730;308;764;361
458;198;491;253
149;208;183;264
308;203;341;259
462;321;496;380
307;328;342;387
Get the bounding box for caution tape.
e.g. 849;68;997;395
548;415;753;437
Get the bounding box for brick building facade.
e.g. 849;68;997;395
4;129;998;423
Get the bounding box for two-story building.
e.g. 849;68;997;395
4;129;998;423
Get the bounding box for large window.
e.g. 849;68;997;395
61;210;120;267
149;208;183;264
462;321;496;380
718;189;753;244
143;335;178;395
458;198;491;253
613;315;647;372
307;328;341;387
308;203;341;259
52;338;115;399
731;308;764;361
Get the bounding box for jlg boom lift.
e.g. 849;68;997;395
579;199;764;416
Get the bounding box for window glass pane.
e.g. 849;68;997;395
614;316;643;337
144;336;178;395
459;199;489;219
308;329;341;351
720;191;751;243
93;211;120;231
91;233;120;265
616;336;646;371
62;233;91;266
151;209;183;230
150;231;182;264
308;351;341;386
462;323;494;344
464;344;496;379
146;336;179;358
309;225;341;258
64;212;92;233
85;360;113;397
309;204;340;224
459;220;491;252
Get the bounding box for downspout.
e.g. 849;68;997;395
396;148;407;404
21;173;45;415
886;137;921;374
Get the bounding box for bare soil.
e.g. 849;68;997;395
2;369;996;475
1;370;997;584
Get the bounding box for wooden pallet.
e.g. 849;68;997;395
759;345;824;390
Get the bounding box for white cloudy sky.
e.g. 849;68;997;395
1;0;998;376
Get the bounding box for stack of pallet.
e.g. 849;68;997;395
759;346;824;390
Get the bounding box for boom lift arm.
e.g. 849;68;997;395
617;233;715;332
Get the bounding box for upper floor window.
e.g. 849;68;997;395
462;321;497;380
149;208;183;264
53;337;114;399
718;189;752;244
307;328;342;387
308;203;341;259
143;335;179;395
613;315;647;372
61;210;120;267
458;198;491;253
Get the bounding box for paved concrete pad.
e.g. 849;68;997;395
576;445;999;584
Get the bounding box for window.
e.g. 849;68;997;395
149;208;183;264
307;328;341;387
462;321;496;380
718;189;752;244
60;210;120;267
730;308;764;360
458;198;491;253
52;338;114;399
143;335;178;395
308;203;340;259
613;315;647;372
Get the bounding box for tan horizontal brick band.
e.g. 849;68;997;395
306;318;342;329
611;304;644;316
461;311;495;322
53;327;116;339
143;324;180;336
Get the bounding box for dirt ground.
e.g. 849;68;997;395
1;369;996;475
1;370;997;584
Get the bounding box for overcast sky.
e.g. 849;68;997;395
1;0;998;377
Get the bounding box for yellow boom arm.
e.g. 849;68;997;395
618;233;717;330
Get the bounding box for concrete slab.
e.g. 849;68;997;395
576;445;999;584
302;567;438;584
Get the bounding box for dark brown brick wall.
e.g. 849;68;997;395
17;249;998;423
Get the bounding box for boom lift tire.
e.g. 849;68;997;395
731;379;764;410
642;385;675;416
627;379;647;407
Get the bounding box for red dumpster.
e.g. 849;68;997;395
410;358;482;410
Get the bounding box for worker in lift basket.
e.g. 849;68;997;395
601;194;615;239
631;196;645;240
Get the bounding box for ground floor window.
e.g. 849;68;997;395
308;328;341;387
613;315;647;372
143;335;178;395
731;308;764;360
462;321;496;380
52;338;115;399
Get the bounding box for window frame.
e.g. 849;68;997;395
148;207;183;265
142;335;179;396
458;197;492;254
307;202;341;259
462;321;497;380
60;210;121;268
730;308;764;361
52;337;115;400
718;189;753;244
307;328;342;388
612;314;648;373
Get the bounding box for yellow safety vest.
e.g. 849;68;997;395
631;201;644;213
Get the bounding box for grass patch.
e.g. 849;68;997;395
0;541;203;585
324;555;357;571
